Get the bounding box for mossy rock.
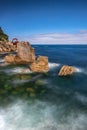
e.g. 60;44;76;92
35;79;42;86
20;75;31;80
41;90;46;94
15;87;25;93
21;93;28;99
0;96;3;101
29;92;35;97
11;90;18;95
0;89;7;94
12;74;31;80
26;87;35;93
4;84;12;90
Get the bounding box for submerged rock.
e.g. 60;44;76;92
58;65;76;76
30;56;49;72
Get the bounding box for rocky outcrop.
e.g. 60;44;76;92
4;41;49;73
58;65;76;76
4;41;36;64
17;41;35;63
30;56;49;72
4;54;15;64
4;54;34;64
0;41;17;53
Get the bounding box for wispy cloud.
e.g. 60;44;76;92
15;30;87;44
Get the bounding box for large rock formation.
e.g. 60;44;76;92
58;65;76;76
4;41;35;64
4;41;49;72
17;41;35;63
5;54;23;64
0;41;17;53
30;56;49;72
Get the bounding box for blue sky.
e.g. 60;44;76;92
0;0;87;44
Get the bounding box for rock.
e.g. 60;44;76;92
58;65;76;76
30;55;49;72
4;41;36;64
4;41;49;73
14;55;32;64
4;54;29;64
17;41;35;63
4;54;15;64
0;41;17;53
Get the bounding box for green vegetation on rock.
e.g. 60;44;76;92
0;27;9;42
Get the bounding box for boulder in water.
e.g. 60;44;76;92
30;56;49;72
58;65;76;76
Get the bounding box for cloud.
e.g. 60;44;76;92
14;30;87;44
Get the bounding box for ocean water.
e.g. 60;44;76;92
0;45;87;130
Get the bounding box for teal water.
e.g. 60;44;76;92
0;45;87;130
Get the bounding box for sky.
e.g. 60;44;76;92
0;0;87;44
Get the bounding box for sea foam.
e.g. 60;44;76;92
75;67;83;73
0;58;5;63
0;100;87;130
0;67;32;75
48;62;60;69
75;92;87;105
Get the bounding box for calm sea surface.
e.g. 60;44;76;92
0;45;87;130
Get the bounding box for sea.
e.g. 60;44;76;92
0;45;87;130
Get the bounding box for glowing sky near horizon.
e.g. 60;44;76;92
0;0;87;44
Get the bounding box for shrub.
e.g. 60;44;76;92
0;27;9;42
